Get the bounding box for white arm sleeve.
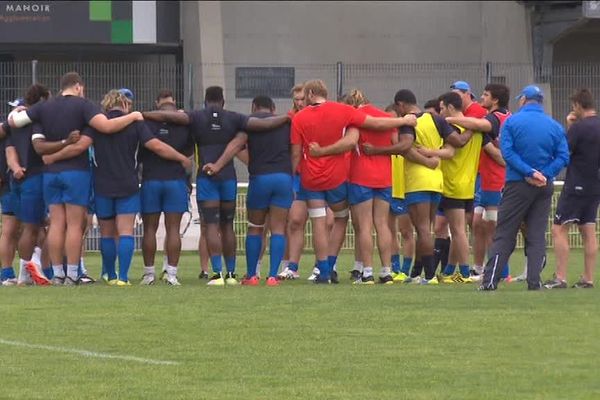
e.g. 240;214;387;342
10;110;32;128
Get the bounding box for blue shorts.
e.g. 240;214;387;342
348;183;392;206
292;174;306;201
405;191;442;207
141;179;189;214
43;170;91;207
0;190;16;216
11;174;45;224
247;173;294;210
299;182;347;205
95;192;141;219
197;177;237;202
390;198;408;215
480;190;502;207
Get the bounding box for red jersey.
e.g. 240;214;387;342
464;101;488;118
479;109;511;191
349;104;394;188
291;101;367;191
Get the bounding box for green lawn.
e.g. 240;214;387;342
0;250;598;400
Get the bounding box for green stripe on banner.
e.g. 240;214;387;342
111;20;133;44
89;0;112;21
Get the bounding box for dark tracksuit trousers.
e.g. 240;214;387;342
481;181;554;290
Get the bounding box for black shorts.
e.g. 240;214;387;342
439;196;474;212
554;192;600;225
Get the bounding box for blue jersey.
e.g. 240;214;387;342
247;112;292;176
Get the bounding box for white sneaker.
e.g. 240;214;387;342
165;275;181;286
2;278;18;286
278;267;300;280
307;267;320;281
514;273;527;282
140;273;156;285
404;276;422;284
18;269;33;286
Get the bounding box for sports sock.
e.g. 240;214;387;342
459;264;470;278
210;255;223;274
144;266;155;276
256;260;262;277
66;264;79;280
288;262;299;272
79;257;87;275
225;256;236;274
1;266;16;281
443;263;456;276
353;261;364;273
363;266;373;277
410;259;423;278
401;257;413;275
245;234;262;278
327;255;337;271
391;254;401;273
32;246;42;266
500;263;509;279
52;265;65;278
166;265;177;277
380;266;392;277
422;255;436;280
317;259;330;280
100;237;117;280
439;238;451;271
18;259;27;278
117;235;135;282
269;234;286;278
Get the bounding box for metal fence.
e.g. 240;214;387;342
1;60;600;250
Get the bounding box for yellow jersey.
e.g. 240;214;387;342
441;124;482;199
391;155;405;199
404;112;445;194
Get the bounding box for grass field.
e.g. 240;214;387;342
1;250;599;400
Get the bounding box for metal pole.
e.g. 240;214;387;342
187;63;194;110
336;61;343;100
485;61;491;84
32;59;38;85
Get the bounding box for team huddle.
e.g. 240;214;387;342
0;71;598;290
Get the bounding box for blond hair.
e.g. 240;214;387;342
101;89;130;113
303;79;328;99
341;89;368;108
290;84;304;96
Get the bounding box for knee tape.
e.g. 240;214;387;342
199;207;220;224
482;209;498;222
333;208;349;218
308;207;327;218
474;206;485;215
220;207;236;222
248;221;265;228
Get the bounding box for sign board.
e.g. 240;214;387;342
583;1;600;18
235;67;295;99
0;1;179;44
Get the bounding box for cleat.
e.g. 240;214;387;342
450;273;473;284
107;279;119;286
314;277;331;285
165;275;181;286
225;272;239;285
198;271;209;280
160;269;168;282
440;274;455;284
478;284;497;291
17;269;33;286
360;275;375;285
513;273;527;282
2;278;18;287
25;262;51;286
278;267;300;280
350;269;362;282
266;277;279;287
470;273;483;282
78;274;96;285
572;279;594;289
241;276;260;286
331;269;339;284
140;273;156;285
501;275;513;283
51;276;65;286
63;277;79;286
404;276;422;284
116;280;131;287
307;267;320;281
392;271;408;283
379;274;394;285
207;273;225;286
420;276;439;285
101;273;109;283
543;278;567;289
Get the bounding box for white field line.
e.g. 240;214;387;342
0;338;180;366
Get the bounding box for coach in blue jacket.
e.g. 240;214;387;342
480;85;570;291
